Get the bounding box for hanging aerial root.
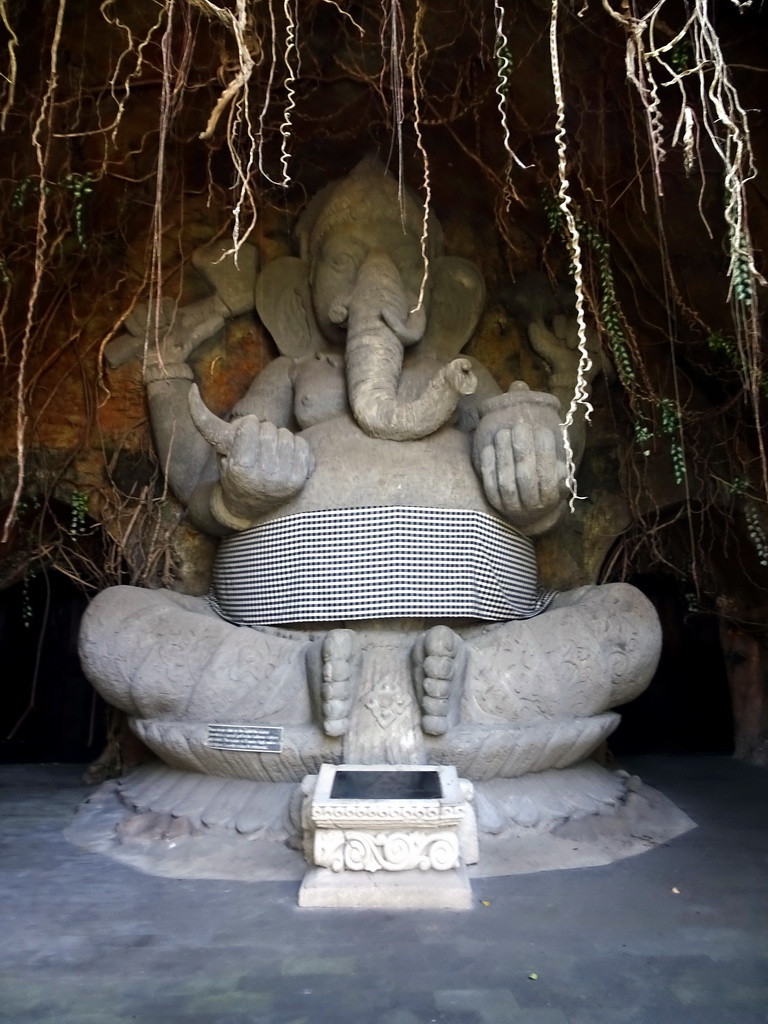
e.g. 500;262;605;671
0;0;19;132
409;0;431;317
184;0;260;254
279;0;297;187
549;0;593;512
3;0;67;544
493;0;530;211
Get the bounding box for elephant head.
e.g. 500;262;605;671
255;159;486;441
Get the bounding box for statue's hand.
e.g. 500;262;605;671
528;315;601;395
216;416;314;522
139;296;228;380
479;420;567;529
188;385;314;526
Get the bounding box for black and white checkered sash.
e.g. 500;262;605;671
210;505;555;625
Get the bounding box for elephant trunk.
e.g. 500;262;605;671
345;249;477;441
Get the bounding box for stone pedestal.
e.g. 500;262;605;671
298;764;477;909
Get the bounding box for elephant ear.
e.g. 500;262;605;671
420;256;486;359
255;256;325;358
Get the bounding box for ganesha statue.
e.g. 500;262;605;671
80;159;661;787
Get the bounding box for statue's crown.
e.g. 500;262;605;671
296;158;443;260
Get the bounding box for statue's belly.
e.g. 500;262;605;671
210;421;553;627
259;420;496;521
211;505;551;626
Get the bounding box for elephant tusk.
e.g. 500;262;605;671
188;384;235;455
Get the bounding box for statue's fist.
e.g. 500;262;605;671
473;383;568;533
188;385;314;526
479;421;567;527
219;417;314;520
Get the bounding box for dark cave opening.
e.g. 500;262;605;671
609;573;734;756
0;569;106;763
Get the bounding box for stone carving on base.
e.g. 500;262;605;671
314;829;461;873
77;160;666;886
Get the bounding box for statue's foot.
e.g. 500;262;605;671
317;629;359;737
411;625;467;736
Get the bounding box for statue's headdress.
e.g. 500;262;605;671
296;158;444;261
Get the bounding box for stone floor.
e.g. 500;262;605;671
1;755;766;1024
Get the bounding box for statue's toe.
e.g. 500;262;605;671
412;625;466;736
317;628;358;737
322;696;350;721
424;623;459;657
423;655;454;684
323;716;349;738
422;714;449;736
422;675;451;699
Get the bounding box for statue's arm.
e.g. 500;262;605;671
147;357;311;536
228;355;300;426
145;365;227;535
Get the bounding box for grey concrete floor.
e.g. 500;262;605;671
1;755;766;1024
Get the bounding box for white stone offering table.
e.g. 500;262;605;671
298;764;478;909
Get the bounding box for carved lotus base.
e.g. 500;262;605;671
298;764;477;909
65;759;697;891
130;713;620;783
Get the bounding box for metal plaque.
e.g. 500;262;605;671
206;724;283;753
